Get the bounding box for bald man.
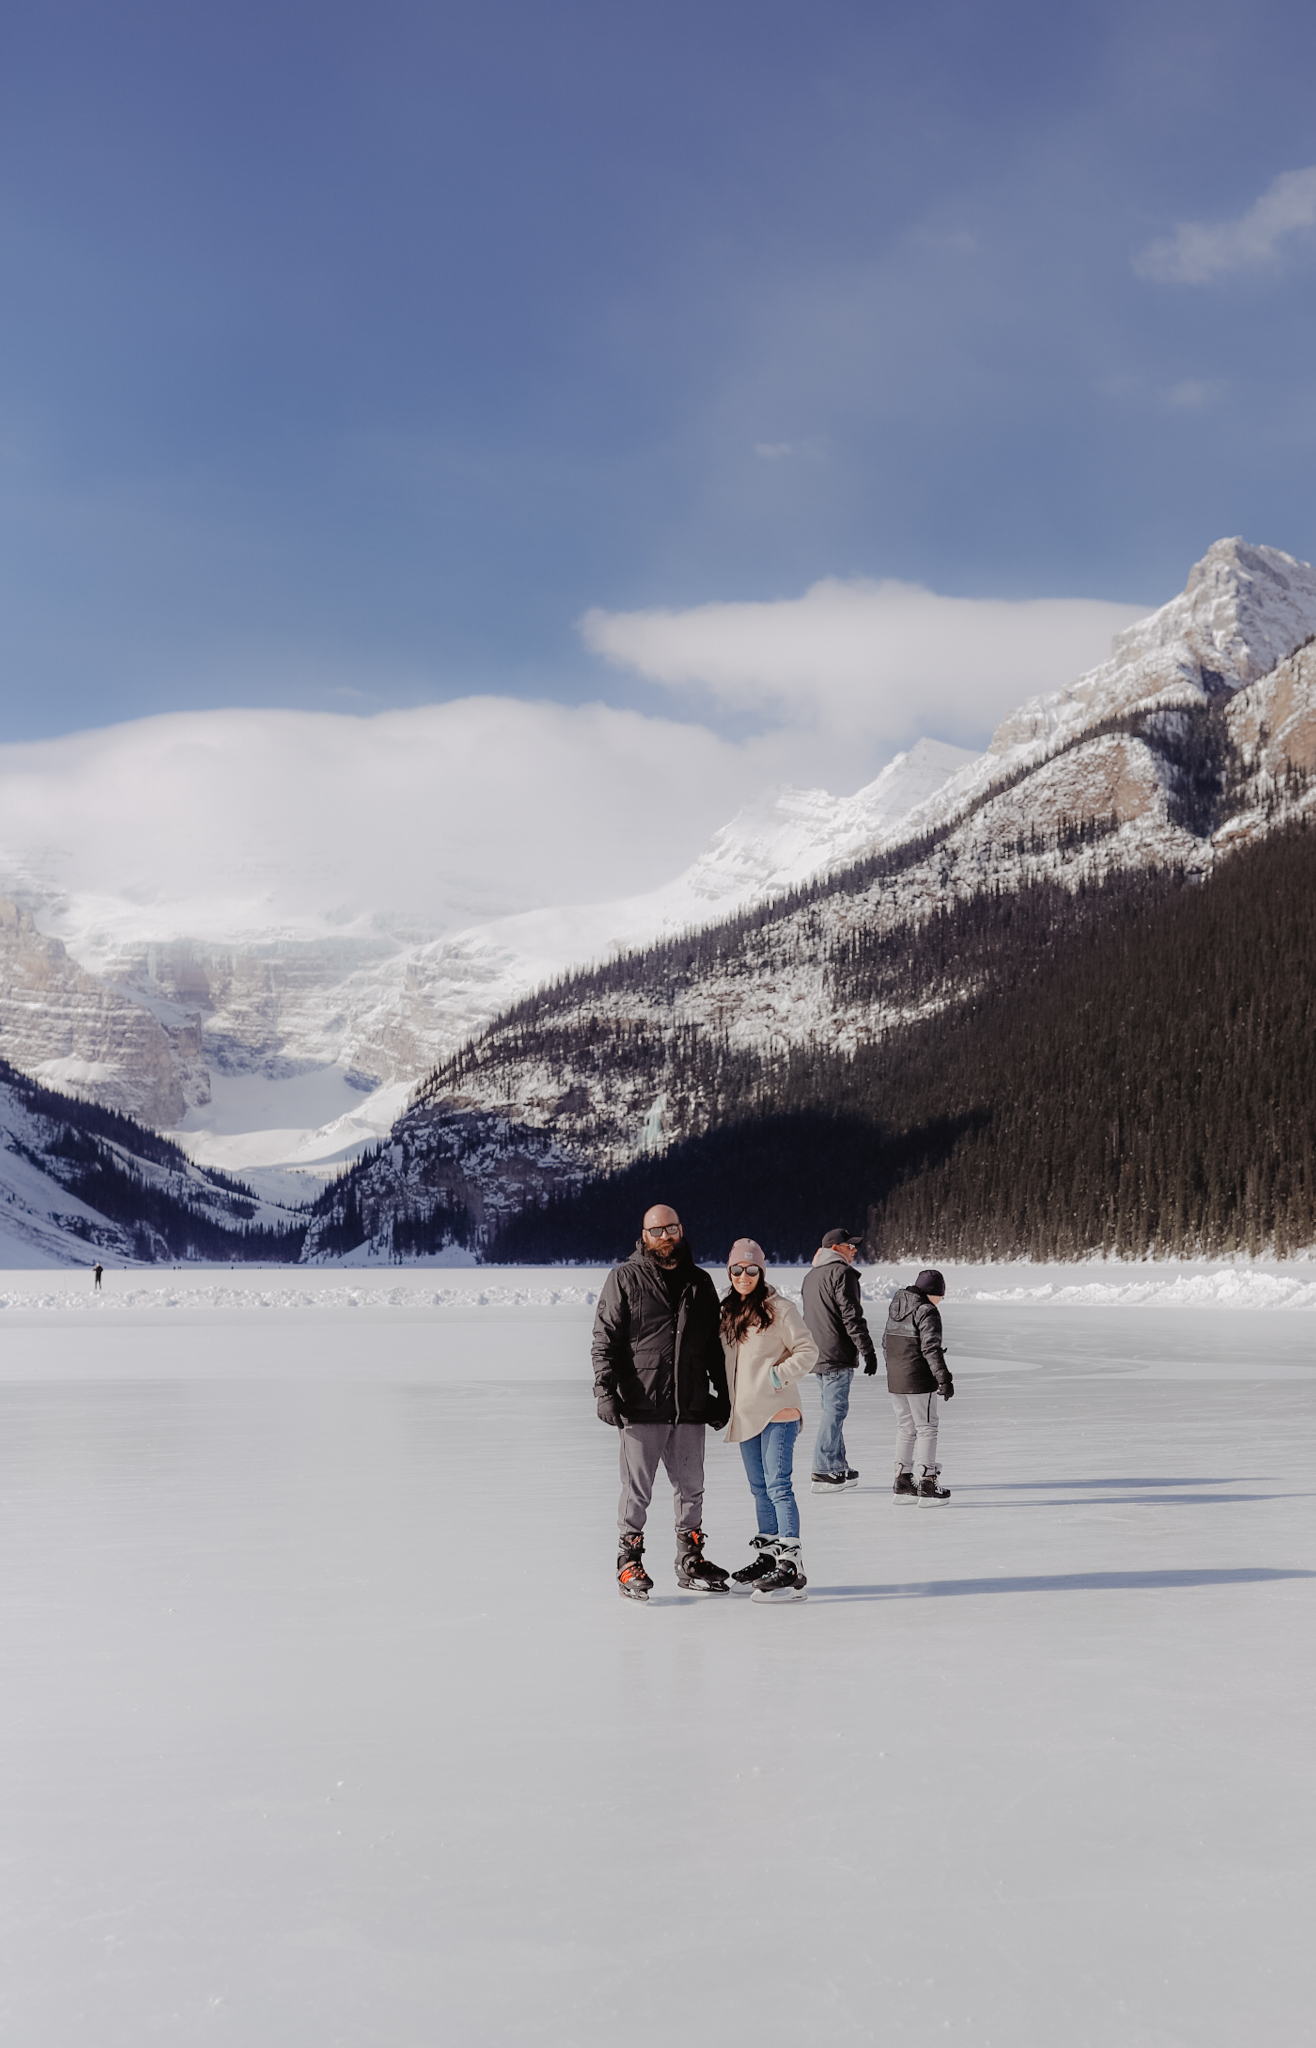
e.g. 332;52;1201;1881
591;1204;731;1600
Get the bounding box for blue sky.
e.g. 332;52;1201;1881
3;0;1316;745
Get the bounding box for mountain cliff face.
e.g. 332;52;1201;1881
304;538;1316;1260
0;900;207;1125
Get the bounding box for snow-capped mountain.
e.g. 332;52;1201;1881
305;537;1316;1258
4;532;1315;1221
0;734;975;1174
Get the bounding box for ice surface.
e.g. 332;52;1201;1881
1;1268;1313;2045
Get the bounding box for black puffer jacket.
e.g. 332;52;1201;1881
591;1242;730;1426
801;1251;878;1371
882;1287;953;1396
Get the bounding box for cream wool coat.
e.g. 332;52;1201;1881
722;1289;819;1444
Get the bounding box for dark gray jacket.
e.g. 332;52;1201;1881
591;1242;730;1426
800;1250;878;1372
882;1288;953;1396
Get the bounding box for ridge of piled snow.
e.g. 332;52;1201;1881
6;1256;1315;1310
960;1269;1316;1310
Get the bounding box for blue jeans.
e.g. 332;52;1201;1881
813;1367;853;1475
739;1419;801;1539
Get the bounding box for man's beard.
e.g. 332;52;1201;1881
649;1241;680;1265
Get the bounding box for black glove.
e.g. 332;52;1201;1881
937;1377;954;1401
706;1399;731;1431
862;1354;879;1377
596;1393;624;1427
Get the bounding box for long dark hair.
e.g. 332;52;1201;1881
719;1274;774;1343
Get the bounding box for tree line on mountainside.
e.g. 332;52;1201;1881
485;816;1316;1263
0;1062;308;1261
428;697;1245;1046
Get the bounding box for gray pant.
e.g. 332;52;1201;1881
890;1391;940;1474
618;1422;706;1537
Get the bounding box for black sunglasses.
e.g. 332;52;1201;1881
728;1263;761;1278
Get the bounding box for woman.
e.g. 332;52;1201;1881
720;1237;818;1602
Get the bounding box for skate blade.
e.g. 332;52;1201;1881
678;1580;730;1594
751;1586;808;1603
918;1495;952;1506
619;1585;650;1601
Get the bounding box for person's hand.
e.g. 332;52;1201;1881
596;1393;624;1427
937;1378;954;1401
706;1399;731;1431
862;1355;878;1376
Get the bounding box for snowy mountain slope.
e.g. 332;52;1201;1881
308;539;1316;1258
278;736;979;1078
0;735;975;1172
0;1062;308;1265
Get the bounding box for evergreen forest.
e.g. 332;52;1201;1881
486;817;1316;1265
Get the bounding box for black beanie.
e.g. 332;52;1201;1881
913;1268;946;1295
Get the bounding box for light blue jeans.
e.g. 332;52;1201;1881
739;1419;802;1539
812;1367;853;1476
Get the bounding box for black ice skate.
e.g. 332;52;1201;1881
842;1468;860;1489
750;1537;808;1603
810;1472;848;1494
617;1533;653;1601
729;1534;778;1592
675;1528;730;1593
893;1470;919;1502
916;1467;951;1504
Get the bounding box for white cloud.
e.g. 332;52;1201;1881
0;575;1152;959
580;578;1150;751
0;701;768;949
1136;168;1316;284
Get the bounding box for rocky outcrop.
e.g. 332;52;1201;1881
0;900;204;1125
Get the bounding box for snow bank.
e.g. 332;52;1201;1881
0;1280;605;1313
5;1257;1316;1314
957;1268;1316;1311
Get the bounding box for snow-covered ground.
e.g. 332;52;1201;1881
1;1265;1313;2044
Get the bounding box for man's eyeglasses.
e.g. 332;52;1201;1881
644;1222;682;1239
728;1263;761;1278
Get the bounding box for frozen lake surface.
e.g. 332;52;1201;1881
2;1266;1313;2045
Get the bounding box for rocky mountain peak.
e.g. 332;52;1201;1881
989;538;1316;759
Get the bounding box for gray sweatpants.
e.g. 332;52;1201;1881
618;1422;706;1537
890;1391;940;1474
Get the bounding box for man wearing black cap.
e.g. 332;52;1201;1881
882;1268;954;1503
800;1229;878;1494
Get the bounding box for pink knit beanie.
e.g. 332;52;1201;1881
726;1237;766;1270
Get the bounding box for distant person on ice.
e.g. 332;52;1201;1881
718;1238;817;1601
800;1228;878;1493
591;1203;732;1601
882;1268;954;1503
92;1262;103;1292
